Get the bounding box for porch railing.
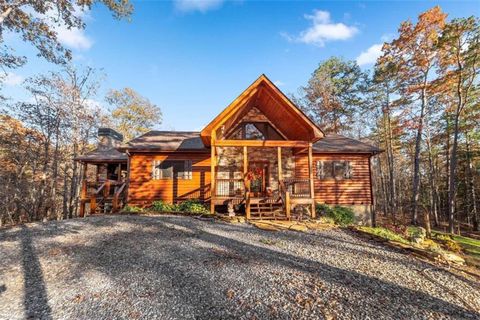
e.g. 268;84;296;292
214;178;245;198
283;178;311;198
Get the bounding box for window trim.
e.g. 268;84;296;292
152;159;193;180
225;121;286;141
316;160;352;180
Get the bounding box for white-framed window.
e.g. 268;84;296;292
152;160;192;180
316;160;352;179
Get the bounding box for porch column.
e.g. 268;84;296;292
308;143;316;218
277;147;283;181
210;143;216;214
79;162;88;217
244;146;250;219
117;163;122;182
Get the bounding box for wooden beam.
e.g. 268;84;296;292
277;147;283;181
117;163;122;182
214;140;309;148
244;146;251;220
210;142;216;214
308;143;316;218
243;146;248;178
79;162;88;217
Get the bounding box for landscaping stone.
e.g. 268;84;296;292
411;227;427;244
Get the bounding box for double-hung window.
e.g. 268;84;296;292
152;160;192;180
316;160;352;180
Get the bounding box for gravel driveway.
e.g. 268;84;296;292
0;215;479;320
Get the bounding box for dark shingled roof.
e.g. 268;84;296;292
120;131;209;152
75;148;127;162
120;131;381;154
313;134;381;154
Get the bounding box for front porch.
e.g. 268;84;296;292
78;161;128;216
210;142;316;220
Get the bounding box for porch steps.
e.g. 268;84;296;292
249;202;286;220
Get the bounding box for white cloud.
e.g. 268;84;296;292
2;72;24;86
55;26;93;50
174;0;224;13
273;80;285;87
284;10;358;47
356;43;383;66
27;5;93;50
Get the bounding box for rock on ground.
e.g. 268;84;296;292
0;215;479;320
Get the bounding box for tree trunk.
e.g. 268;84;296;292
411;87;427;225
448;112;460;233
425;119;439;226
466;134;478;231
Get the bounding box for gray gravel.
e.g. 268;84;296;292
0;215;479;320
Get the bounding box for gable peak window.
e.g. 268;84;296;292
228;121;283;140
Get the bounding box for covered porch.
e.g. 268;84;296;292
210;140;316;220
200;75;324;220
77;160;128;216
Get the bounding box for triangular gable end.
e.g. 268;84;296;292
200;74;324;146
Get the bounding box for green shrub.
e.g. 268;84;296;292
358;226;409;244
151;200;174;212
124;205;142;213
317;204;355;226
316;203;333;216
177;199;209;214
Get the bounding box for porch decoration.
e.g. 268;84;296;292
245;167;263;181
246;167;263;196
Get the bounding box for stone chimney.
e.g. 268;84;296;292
98;128;123;150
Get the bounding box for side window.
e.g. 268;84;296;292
152;160;192;180
316;160;352;180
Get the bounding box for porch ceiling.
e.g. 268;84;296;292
200;74;324;146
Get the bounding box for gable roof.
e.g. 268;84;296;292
75;147;127;162
200;74;324;146
313;134;382;154
118;131;209;152
119;131;380;155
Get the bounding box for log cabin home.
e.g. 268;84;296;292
76;75;381;224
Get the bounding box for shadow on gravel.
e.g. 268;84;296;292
176;217;480;318
0;284;5;295
20;225;52;320
52;216;480;318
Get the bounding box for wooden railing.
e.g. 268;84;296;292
284;178;311;198
112;182;127;213
88;180;127;214
278;179;291;219
215;178;245;197
90;181;107;213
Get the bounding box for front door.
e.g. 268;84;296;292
248;161;269;196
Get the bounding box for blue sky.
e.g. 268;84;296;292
3;0;479;131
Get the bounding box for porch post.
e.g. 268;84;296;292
244;146;250;219
79;162;88;218
117;163;122;182
308;143;316;218
277;147;282;181
210;142;216;214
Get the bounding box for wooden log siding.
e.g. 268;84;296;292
128;152;211;206
127;151;373;207
295;153;373;205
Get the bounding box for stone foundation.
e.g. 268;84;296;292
345;205;373;226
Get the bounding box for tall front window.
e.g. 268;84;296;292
228;122;283;140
